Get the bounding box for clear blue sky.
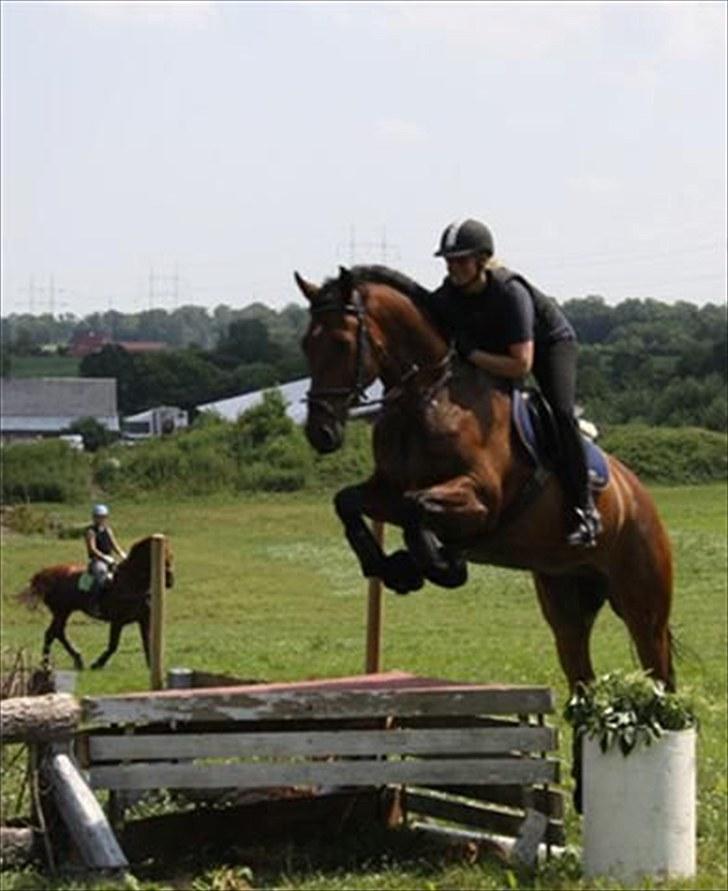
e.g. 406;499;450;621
2;1;726;317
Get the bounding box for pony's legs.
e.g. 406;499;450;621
43;612;84;671
334;482;424;594
91;621;123;670
533;572;607;815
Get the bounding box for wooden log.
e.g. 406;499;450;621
42;750;128;870
1;694;81;744
0;827;38;867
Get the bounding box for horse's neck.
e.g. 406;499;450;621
370;288;449;388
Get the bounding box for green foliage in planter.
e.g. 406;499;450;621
564;670;697;756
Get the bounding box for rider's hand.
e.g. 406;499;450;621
455;335;475;362
119;551;127;561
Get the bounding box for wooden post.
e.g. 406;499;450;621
149;534;166;691
365;521;385;674
43;749;128;870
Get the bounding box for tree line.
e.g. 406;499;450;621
2;294;726;430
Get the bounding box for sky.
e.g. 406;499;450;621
1;0;726;318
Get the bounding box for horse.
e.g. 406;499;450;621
16;536;174;671
294;265;675;695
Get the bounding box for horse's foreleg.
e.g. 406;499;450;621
91;621;123;670
402;475;492;588
334;482;424;594
44;613;84;671
534;572;607;815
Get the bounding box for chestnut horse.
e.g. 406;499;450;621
294;266;675;697
16;536;174;671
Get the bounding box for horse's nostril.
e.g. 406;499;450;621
306;423;340;454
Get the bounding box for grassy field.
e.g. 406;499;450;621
7;355;81;378
1;484;726;890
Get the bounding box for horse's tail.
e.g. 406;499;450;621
15;580;43;611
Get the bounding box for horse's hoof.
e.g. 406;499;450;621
382;550;424;595
74;660;85;671
426;556;468;589
90;661;104;671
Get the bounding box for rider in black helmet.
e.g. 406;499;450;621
427;218;602;547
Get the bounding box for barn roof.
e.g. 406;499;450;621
197;377;383;424
1;378;119;432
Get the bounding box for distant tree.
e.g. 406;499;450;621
80;345;138;412
68;416;116;452
217;318;279;364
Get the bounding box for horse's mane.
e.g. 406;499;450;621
321;265;433;308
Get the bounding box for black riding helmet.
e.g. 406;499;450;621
434;219;495;259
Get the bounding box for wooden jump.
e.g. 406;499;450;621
77;671;564;867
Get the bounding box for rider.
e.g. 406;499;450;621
85;504;127;608
425;218;602;547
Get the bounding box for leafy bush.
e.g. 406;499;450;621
600;424;727;484
67;416;116;452
564;670;697;756
1;440;91;503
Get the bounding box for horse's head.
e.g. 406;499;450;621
295;267;380;454
120;536;175;592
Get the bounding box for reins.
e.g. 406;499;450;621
304;285;454;418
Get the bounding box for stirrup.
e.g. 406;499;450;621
566;508;602;548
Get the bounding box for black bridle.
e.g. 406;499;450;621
304;287;453;420
305;288;372;420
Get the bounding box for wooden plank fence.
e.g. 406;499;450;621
77;671;564;867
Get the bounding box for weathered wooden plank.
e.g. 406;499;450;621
429;784;564;818
88;757;558;791
403;791;565;846
42;751;128;870
1;694;81;744
511;809;550;871
87;726;557;762
82;685;554;726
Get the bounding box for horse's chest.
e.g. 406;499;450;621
374;413;467;485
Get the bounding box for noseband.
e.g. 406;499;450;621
305;286;453;420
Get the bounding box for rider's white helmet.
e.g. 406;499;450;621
92;503;109;518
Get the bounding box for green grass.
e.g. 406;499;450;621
7;355;81;378
1;485;726;890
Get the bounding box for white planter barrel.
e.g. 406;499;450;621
582;728;696;882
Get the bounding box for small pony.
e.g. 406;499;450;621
16;536;174;671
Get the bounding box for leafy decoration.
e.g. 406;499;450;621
564;670;697;757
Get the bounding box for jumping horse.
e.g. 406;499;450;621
294;265;675;694
16;536;174;671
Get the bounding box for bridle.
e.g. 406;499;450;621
305;288;372;419
304;286;453;420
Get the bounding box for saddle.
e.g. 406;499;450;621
512;388;610;489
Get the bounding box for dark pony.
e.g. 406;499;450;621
294;265;675;694
16;536;174;671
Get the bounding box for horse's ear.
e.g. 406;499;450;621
293;271;320;303
338;265;354;297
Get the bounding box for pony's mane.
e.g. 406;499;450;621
321;265;432;308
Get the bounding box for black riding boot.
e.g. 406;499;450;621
554;413;603;547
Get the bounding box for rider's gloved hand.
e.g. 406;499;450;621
455;335;476;361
